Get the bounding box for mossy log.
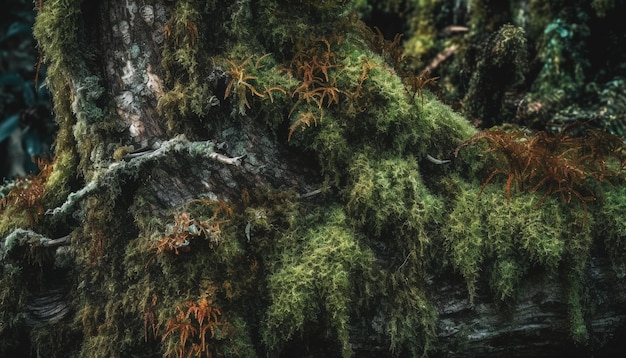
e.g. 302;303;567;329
430;257;626;357
1;1;626;357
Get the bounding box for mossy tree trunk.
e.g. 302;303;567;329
1;1;626;357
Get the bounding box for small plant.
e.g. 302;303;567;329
162;298;223;358
288;111;320;141
224;54;286;115
146;200;232;265
289;37;344;109
287;35;345;140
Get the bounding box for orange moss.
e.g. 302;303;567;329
287;35;346;139
455;125;626;210
147;200;233;265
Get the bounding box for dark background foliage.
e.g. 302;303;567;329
0;0;55;190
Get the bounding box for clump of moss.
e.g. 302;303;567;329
31;0;86;201
346;153;441;247
444;182;566;301
158;0;216;135
442;176;598;341
595;185;626;277
263;206;376;357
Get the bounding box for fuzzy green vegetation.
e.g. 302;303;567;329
70;192;256;357
250;0;354;57
158;0;215;135
32;0;86;201
444;182;566;301
401;0;439;59
596;185;626;278
346;153;441;248
287;35;472;184
263;206;376;358
158;1;297;134
443;180;596;340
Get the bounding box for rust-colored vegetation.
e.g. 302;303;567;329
287;35;345;140
0;158;53;227
162;297;223;358
147;200;232;265
455;125;626;210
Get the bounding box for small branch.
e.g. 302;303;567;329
397;251;413;272
122;146;156;160
41;234;71;247
1;229;69;260
297;188;323;199
209;152;247;166
46;135;248;219
426;154;451;165
439;25;470;37
424;45;458;74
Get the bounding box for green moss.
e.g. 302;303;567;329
159;0;218;135
8;1;626;357
32;0;85;199
597;185;626;277
385;282;438;357
263;206;375;357
563;209;593;343
403;0;440;59
0;206;30;237
444;182;566;301
346;153;441;246
419;91;478;161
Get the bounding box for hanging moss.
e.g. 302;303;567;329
346;153;441;246
31;0;86;203
444;181;567;302
263;206;376;358
596;185;626;278
158;0;216;135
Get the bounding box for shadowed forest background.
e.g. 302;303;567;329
1;1;626;357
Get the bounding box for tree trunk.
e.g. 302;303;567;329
1;1;626;357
